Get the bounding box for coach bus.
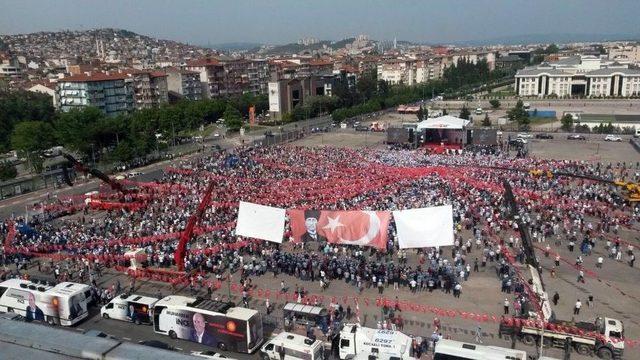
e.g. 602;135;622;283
0;278;92;326
153;295;264;353
433;339;528;360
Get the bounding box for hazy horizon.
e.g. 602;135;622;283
1;0;639;45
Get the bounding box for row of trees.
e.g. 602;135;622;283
328;58;511;123
1;90;267;173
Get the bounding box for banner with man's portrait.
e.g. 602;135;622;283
288;209;391;250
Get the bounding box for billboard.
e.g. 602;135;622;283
471;128;498;145
386;128;410;144
268;82;280;113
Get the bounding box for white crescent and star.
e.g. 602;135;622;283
323;215;345;233
336;211;381;245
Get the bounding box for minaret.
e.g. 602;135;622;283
393;37;397;49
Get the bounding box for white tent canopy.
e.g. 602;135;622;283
416;115;471;130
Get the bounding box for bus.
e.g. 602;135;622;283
0;278;92;326
434;339;527;360
153;295;264;353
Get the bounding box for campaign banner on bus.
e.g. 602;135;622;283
3;287;85;324
158;309;249;352
288;209;391;250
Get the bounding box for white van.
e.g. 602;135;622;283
434;339;527;360
338;324;413;360
260;332;325;360
101;293;158;325
634;128;640;138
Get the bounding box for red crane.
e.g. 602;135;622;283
174;181;216;271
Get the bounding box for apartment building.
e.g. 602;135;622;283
608;44;640;65
377;59;416;85
247;59;270;95
165;67;203;100
56;72;134;116
185;57;225;99
123;69;169;110
185;57;270;98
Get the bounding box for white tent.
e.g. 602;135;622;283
416;115;471;130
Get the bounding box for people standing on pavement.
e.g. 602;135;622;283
574;299;582;315
503;298;510;315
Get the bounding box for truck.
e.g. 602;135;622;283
499;316;624;359
337;324;414;360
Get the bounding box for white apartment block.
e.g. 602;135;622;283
515;55;640;97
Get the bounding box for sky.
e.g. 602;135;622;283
1;0;639;45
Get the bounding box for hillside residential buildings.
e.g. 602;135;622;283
515;55;640;97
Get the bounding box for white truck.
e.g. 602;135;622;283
260;332;325;360
499;316;624;359
101;293;158;325
337;324;414;360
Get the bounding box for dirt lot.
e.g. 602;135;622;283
528;138;640;164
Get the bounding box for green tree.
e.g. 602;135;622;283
54;107;105;158
489;99;501;109
482;113;491;127
545;44;559;54
11;121;55;172
223;104;243;131
0;161;17;181
0;91;55;153
560;114;573;132
459;105;471;120
507;100;530;129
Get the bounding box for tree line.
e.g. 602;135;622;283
0;90;267;173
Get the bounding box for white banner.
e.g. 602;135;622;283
268;82;280;113
393;205;454;249
236;201;286;243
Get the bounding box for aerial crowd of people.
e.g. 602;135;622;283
1;144;639;350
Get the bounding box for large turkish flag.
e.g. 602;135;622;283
288;209;391;250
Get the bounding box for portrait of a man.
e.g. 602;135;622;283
299;210;327;243
25;292;44;322
190;312;214;346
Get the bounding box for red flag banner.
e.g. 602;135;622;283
288;209;391;250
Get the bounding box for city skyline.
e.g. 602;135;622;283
1;0;639;46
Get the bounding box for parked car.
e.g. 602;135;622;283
604;135;622;142
535;133;554;139
517;133;533;139
191;350;236;359
355;125;369;132
567;134;587;140
138;340;174;351
508;138;527;146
